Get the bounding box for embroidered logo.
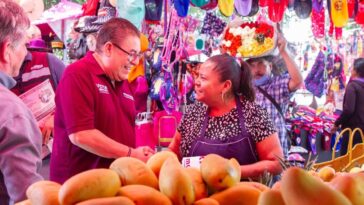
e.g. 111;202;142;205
123;93;134;101
96;83;109;94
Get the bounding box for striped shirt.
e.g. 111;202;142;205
255;73;292;156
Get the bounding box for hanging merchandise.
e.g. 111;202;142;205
235;0;253;16
74;16;100;33
248;0;260;16
132;76;150;113
201;12;227;37
150;75;164;100
304;50;326;97
174;0;189;17
145;0;164;21
128;34;149;82
268;0;288;22
92;6;116;25
51;41;64;60
313;0;324;11
117;0;145;29
218;0;235;17
135;112;155;148
311;0;325;39
200;0;218;10
347;0;358;18
327;53;346;92
81;0;99;16
153;110;182;147
159;72;179;113
330;0;349;27
303;45;310;71
287;0;295;10
355;0;364;24
294;0;312;19
328;18;343;39
260;0;269;7
190;0;210;7
67;34;88;60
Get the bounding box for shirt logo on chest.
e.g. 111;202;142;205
123;93;134;101
96;83;109;94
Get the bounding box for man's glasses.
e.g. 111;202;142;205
112;43;143;62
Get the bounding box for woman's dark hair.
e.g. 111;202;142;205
208;54;255;101
354;58;364;78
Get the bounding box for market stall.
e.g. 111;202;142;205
9;0;364;204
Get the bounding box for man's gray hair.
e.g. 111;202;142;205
0;0;30;46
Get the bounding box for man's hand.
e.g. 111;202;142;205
130;146;155;162
40;115;54;145
276;33;287;54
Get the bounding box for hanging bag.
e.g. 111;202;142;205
153;110;182;148
135;112;156;148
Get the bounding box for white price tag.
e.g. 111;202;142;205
181;156;204;169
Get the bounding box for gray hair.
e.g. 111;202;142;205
0;0;30;47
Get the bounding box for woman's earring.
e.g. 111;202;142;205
221;92;225;103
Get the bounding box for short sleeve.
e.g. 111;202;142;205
178;102;202;134
269;73;291;105
56;72;95;135
243;101;277;142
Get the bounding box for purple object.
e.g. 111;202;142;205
312;0;324;11
304;51;326;97
235;0;252;16
174;0;189;17
189;97;259;165
28;39;47;49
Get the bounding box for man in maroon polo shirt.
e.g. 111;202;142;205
50;18;154;183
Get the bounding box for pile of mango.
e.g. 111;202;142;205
16;151;364;205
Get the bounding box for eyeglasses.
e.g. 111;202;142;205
111;43;143;62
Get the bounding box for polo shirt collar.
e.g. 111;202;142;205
0;70;16;89
86;51;108;76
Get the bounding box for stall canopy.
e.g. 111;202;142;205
32;0;82;42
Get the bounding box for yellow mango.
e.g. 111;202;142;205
110;157;159;189
257;189;285;205
185;167;208;200
349;167;362;173
75;196;135;205
159;157;195;205
200;154;240;192
147;151;178;178
281;167;352;205
193;198;219;205
26;180;61;205
59;169;121;205
330;173;364;205
318;166;336;182
118;184;172;205
14;199;31;205
210;184;261;205
271;181;281;191
237;182;270;192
